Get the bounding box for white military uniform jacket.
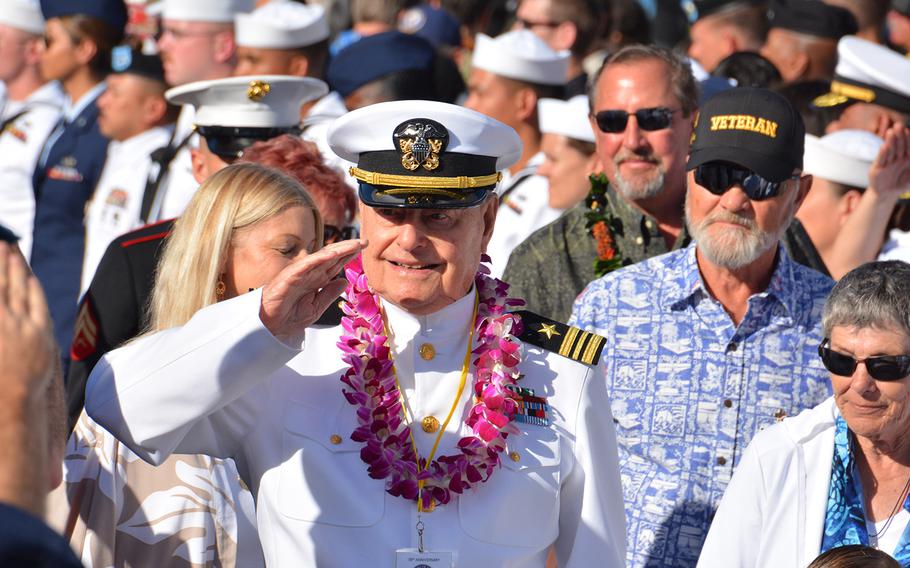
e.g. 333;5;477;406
0;81;65;260
697;398;837;568
82;125;174;293
487;152;562;278
86;287;626;567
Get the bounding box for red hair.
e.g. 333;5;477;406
240;135;356;225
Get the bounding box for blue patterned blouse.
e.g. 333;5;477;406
570;243;835;567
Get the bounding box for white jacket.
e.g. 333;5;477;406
86;288;627;567
697;398;837;568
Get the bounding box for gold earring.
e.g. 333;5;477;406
215;280;226;299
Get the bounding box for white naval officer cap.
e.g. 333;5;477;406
158;0;254;23
0;0;45;35
803;130;883;189
166;75;328;159
813;36;910;115
236;0;330;49
328;100;522;208
471;29;569;86
538;95;595;143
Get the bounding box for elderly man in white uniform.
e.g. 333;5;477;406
81;46;174;292
465;29;568;277
85;100;626;567
0;0;64;260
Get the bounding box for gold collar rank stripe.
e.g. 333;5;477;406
512;310;606;366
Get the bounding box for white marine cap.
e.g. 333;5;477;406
236;1;330;49
803;130;883;188
166;75;328;128
159;0;254;23
0;0;44;35
471;30;569;86
328;100;522;208
538;96;595;143
814;36;910;115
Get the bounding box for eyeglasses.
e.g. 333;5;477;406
593;107;679;133
514;17;560;29
818;339;910;381
324;224;358;244
694;163;801;201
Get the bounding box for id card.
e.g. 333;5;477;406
395;548;455;568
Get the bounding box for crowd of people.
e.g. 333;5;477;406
1;0;910;566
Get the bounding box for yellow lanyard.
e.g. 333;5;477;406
381;294;479;512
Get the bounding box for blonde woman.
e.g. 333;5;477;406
50;164;323;568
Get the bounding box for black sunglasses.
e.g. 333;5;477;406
818;339;910;381
323;224;358;244
593;107;678;133
695;162;800;201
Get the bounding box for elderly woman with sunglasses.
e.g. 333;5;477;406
699;260;910;567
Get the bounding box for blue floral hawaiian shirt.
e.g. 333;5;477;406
570;243;835;567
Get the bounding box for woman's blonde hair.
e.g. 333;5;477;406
147;163;323;332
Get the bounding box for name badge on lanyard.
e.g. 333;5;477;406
395;549;455;567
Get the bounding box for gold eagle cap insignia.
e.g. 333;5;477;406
247;80;271;101
393;118;449;172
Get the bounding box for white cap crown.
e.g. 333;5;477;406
161;0;254;23
471;29;569;86
538;95;595;143
0;0;44;35
236;1;329;49
803;129;883;188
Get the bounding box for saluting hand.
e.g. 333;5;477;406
259;238;366;343
869;123;910;199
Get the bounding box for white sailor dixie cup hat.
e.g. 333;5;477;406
814;36;910;115
471;29;569;86
538;95;596;143
328;100;523;209
157;0;254;22
803;130;883;189
0;0;45;35
235;1;330;49
166;75;328;160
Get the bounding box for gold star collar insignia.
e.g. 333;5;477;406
538;323;560;339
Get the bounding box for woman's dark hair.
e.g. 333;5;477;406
713;51;782;89
60;14;124;78
807;544;900;568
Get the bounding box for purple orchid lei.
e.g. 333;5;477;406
337;254;526;510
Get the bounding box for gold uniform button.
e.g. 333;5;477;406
421;415;440;433
330;434;343;445
509;451;521;462
419;343;436;361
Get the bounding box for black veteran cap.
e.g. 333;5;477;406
111;45;165;83
813;36;910;115
768;0;858;39
328;100;522;209
688;87;805;182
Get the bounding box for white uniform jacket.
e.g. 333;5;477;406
147;106;198;222
82;125;174;293
0;81;65;260
487;152;562;278
86;288;626;567
697;398;837;568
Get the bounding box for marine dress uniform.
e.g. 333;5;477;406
86;100;626;567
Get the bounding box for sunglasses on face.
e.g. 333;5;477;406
593;107;678;133
818;339;910;381
323;224;358;244
694;162;800;201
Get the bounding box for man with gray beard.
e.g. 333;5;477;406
570;87;835;567
503;45;694;321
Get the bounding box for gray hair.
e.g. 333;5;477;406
587;44;699;117
822;261;910;338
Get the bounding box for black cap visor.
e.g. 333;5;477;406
358;183;493;209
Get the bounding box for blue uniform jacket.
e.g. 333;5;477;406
31;94;109;360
